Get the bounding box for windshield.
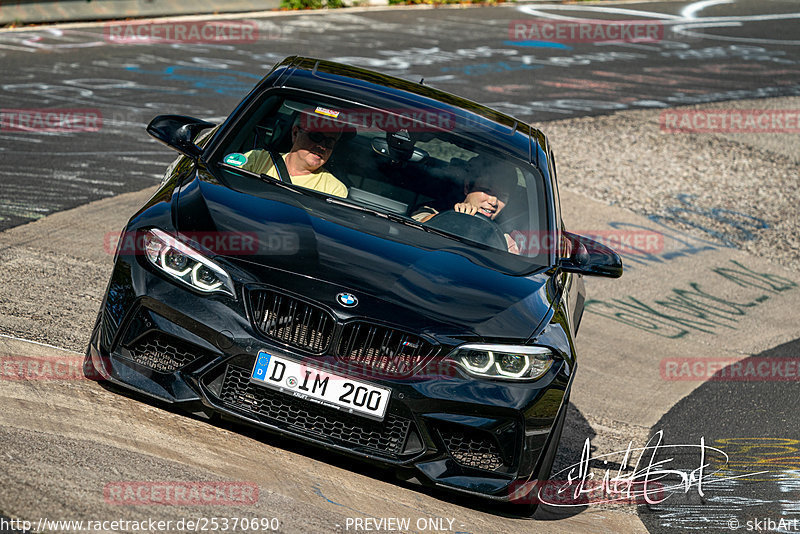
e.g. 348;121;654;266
212;94;549;263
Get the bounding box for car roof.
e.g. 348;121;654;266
264;56;547;163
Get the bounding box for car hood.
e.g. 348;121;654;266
175;174;555;339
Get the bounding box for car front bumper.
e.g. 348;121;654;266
86;256;572;502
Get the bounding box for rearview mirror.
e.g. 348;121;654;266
371;137;428;163
146;115;216;159
559;231;623;278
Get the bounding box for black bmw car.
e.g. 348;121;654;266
86;56;621;509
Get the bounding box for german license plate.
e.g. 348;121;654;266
250;351;391;421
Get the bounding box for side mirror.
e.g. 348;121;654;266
146;115;216;159
559;231;623;278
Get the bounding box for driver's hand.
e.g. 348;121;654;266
454;202;478;216
505;234;520;255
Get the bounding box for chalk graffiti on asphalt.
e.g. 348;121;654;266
122;65;262;97
585;261;797;338
486;84;800;117
644;437;800;530
0;28;106;52
660;45;795;64
330;46;519;72
489;62;800;98
711;438;800;481
649;194;770;247
439;61;540;77
517;1;800;48
601;220;717;270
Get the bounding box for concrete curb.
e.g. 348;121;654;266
1;0;282;26
1;0;570;27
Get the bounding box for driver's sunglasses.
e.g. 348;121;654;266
300;129;339;148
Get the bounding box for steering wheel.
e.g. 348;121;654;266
423;210;507;251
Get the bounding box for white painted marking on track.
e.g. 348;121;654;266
682;0;735;19
517;4;683;21
672;21;800;45
518;1;800;46
0;333;82;355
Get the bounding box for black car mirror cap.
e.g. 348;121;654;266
147;115;216;160
559;231;623;278
371;137;428;163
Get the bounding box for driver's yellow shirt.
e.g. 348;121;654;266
241;149;348;198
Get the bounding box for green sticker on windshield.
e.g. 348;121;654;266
224;153;247;167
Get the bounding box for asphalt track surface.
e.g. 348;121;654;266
640;337;800;533
1;0;800;230
1;1;799;533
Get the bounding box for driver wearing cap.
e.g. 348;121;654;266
241;112;348;198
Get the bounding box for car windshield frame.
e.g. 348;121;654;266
206;88;554;272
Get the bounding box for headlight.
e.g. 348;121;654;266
447;344;554;381
142;228;235;297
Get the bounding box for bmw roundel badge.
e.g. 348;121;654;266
336;292;358;307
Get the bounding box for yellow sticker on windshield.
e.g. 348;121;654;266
314;106;340;118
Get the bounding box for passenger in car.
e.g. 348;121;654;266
241;115;348;198
411;159;520;254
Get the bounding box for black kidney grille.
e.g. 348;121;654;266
336;322;435;377
250;289;334;353
440;426;506;471
124;333;204;373
220;365;411;456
